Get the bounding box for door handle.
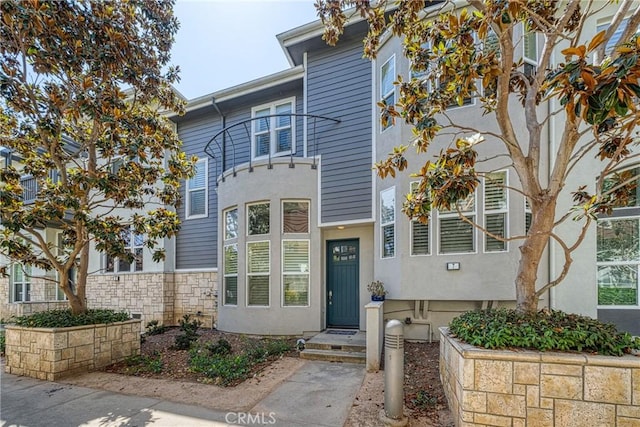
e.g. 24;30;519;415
328;290;332;305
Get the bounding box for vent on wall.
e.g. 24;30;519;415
131;313;142;320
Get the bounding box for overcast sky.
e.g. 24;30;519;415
171;0;321;99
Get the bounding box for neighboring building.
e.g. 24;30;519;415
2;3;638;338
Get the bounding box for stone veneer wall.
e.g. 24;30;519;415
0;276;68;321
5;319;141;380
439;327;640;427
86;271;217;328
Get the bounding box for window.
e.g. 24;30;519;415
247;203;270;235
523;28;538;78
525;199;532;234
224;244;238;305
410;182;430;256
251;99;295;159
224;208;238;240
380;187;395;258
596;166;640;307
11;264;31;302
247;241;270;306
484;171;508;252
380;56;395;130
187;158;207;219
598;18;638;57
105;227;144;273
439;194;476;254
283;201;309;233
282;240;309;306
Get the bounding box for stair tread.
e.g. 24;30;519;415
300;348;366;363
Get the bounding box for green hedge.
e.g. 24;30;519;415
449;308;640;356
11;309;130;328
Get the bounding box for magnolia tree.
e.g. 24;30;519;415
0;0;194;314
317;0;640;313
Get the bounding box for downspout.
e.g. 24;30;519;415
212;98;226;177
548;75;556;311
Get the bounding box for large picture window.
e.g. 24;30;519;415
12;264;31;302
248;202;270;235
247;241;270;306
187;158;207;219
380;187;395;258
105;227;144;273
439;194;476;254
252;99;295;159
282;240;309;306
596;166;640;307
484;171;508;252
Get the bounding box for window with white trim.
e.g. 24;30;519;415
105;227;144;273
410;182;430;256
247;241;270;306
11;264;31;302
525;199;532;234
523;28;538;78
381;56;395;130
596;166;640;307
282;240;309;307
223;207;238;306
381;187;395;258
187;158;207;218
251;99;295;159
247;202;270;235
224;244;238;306
484;171;508;252
439;194;476;254
598;18;638;57
283;201;309;233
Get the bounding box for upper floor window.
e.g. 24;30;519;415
439;193;476;254
187;158;207;219
380;56;395;131
380;187;395;258
224;208;238;240
484;171;508;252
105;227;144;273
523;28;538;77
248;202;270;235
252;98;295;159
283;201;309;233
11;264;31;302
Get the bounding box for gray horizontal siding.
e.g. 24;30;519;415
307;40;372;223
175;87;304;270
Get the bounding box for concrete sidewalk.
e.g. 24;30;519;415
1;360;365;427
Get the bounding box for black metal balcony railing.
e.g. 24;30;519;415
204;113;340;185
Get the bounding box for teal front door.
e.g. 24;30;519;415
326;239;359;328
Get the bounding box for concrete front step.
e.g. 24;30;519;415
304;341;366;353
300;348;366;364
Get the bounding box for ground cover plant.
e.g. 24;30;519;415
449;308;640;356
10;309;130;328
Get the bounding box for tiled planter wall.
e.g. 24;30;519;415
439;327;640;427
4;319;141;381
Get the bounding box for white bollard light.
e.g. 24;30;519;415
382;319;407;426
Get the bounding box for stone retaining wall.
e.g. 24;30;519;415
439;327;640;426
5;319;141;381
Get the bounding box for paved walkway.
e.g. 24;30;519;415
1;360;365;427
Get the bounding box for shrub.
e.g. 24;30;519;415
173;314;201;350
145;320;168;336
449;308;640;356
11;309;130;328
0;330;5;356
205;338;232;356
124;352;163;374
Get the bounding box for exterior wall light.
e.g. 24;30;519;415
446;262;460;271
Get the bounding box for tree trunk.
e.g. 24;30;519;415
59;269;87;315
67;293;87;315
515;200;557;313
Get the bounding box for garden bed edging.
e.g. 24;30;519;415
5;319;141;381
439;327;640;426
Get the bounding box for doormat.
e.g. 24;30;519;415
326;330;357;335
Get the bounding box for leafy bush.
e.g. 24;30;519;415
12;309;130;328
0;330;5;356
205;338;232;356
188;338;291;386
449;309;640;356
145;320;168;336
124;352;163;374
173;314;201;350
